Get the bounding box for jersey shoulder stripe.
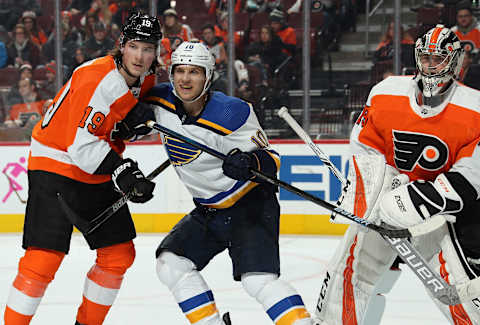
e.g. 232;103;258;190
367;76;413;106
144;83;176;113
199;91;250;135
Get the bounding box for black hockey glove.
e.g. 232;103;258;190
111;102;155;141
222;148;258;181
112;158;155;203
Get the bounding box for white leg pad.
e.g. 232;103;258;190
315;225;397;325
427;225;480;324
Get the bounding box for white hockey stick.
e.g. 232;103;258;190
278;106;348;186
277;107;462;305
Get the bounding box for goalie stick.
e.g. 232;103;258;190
278;107;450;237
277;106;349;220
278;106;348;186
276;107;463;305
146;121;411;240
58;159;171;235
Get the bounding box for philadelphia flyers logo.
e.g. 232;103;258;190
392;130;449;172
460;40;475;53
163;135;202;166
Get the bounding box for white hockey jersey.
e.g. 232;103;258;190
145;83;280;209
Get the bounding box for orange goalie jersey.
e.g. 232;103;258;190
28;55;155;184
350;75;480;194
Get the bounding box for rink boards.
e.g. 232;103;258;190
0;141;350;235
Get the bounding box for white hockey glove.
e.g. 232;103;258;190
379;173;462;228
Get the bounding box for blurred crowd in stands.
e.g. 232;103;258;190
0;0;479;141
371;0;480;87
0;0;358;141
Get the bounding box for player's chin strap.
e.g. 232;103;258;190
276;107;470;306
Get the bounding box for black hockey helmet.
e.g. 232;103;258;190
121;11;162;46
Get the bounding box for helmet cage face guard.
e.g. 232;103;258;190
415;26;464;97
169;42;215;103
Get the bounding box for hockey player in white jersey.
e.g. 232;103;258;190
313;25;480;325
113;41;314;325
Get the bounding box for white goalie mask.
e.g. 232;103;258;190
414;25;464;98
169;41;215;103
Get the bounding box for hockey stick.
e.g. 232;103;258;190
58;159;171;235
277;106;348;186
277;107;451;237
146;121;411;239
277;106;349;220
147;121;465;305
276;110;462;305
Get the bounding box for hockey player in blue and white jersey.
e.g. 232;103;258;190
117;41;314;325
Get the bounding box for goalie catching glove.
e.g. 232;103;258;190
112;158;155;203
379;173;464;228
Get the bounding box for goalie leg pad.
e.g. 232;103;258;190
428;224;480;324
156;251;222;324
361;267;401;325
315;225;397;325
333;154;408;224
241;272;312;324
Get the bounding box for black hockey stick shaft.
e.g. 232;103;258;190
86;159;171;234
58;159;171;234
146;121;410;239
147;121;463;305
277;112;462;305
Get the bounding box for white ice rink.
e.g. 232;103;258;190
0;233;449;324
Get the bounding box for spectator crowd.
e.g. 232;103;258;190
0;0;359;140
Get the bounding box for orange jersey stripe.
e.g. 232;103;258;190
28;154;110;184
30;56;153;183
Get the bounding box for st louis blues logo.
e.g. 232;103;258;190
392;130;449;172
164;135;202;166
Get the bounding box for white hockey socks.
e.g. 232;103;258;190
241;273;312;324
156;251;223;325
